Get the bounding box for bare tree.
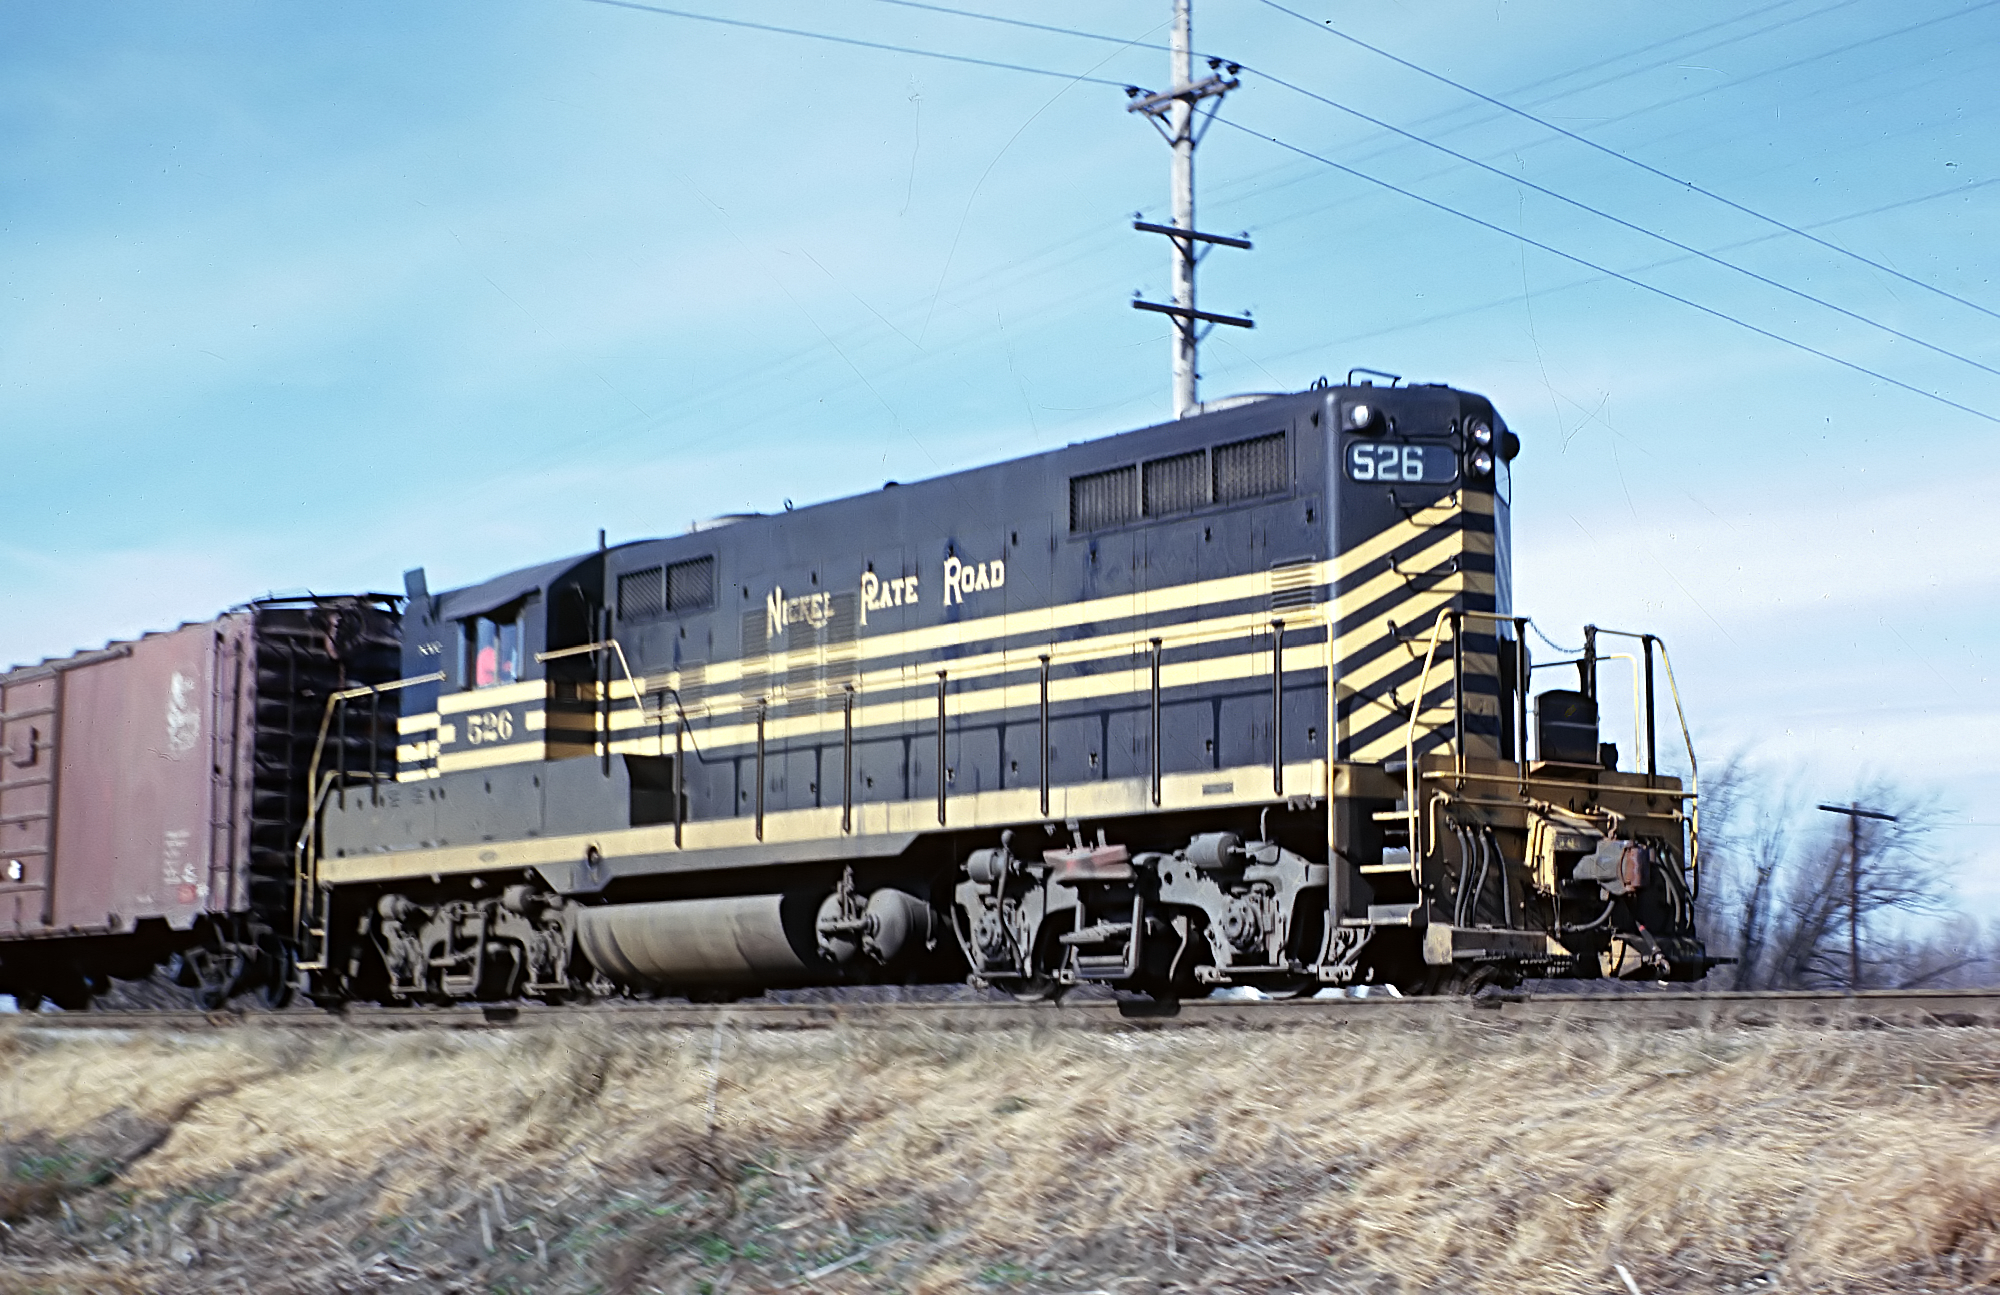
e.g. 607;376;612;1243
1695;765;1972;990
1870;914;2000;990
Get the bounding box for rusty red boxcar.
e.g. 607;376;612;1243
0;597;398;1009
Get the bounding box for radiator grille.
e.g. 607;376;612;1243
1214;431;1289;503
1143;450;1207;516
1069;465;1138;532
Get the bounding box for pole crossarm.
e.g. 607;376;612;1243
1817;804;1899;822
1124;72;1238;118
1132;298;1254;328
1133;220;1250;249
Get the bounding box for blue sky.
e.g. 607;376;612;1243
6;1;1998;904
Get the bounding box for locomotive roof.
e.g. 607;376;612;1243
423;381;1496;607
437;552;600;620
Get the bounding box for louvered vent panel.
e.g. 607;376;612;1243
1269;559;1319;612
1214;431;1289;503
618;567;665;622
667;557;715;612
1069;465;1137;533
1143;450;1207;516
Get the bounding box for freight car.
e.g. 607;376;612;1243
0;598;398;1010
296;378;1713;1005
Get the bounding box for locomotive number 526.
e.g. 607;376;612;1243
1347;442;1455;483
465;710;514;745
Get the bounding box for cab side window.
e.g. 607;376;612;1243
463;612;522;688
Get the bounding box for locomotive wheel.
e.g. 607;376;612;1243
1007;973;1065;1003
1255;974;1317;1001
1410;963;1513;997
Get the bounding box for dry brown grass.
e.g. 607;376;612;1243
0;1011;1996;1293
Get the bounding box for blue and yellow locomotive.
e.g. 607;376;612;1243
306;378;1710;1002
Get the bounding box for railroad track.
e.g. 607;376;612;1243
5;988;2000;1034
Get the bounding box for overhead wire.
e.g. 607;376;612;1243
1502;2;2000;192
860;0;1177;55
1252;176;2000;370
1232;62;2000;383
575;0;1132;86
848;0;1895;276
571;0;2000;431
1214;116;2000;427
1468;0;1873;125
845;0;2000;375
1253;0;2000;324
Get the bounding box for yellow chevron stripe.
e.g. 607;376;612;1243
1332;531;1467;616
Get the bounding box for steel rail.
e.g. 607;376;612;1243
9;989;2000;1034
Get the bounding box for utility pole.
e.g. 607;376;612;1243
1127;0;1251;419
1815;801;1898;993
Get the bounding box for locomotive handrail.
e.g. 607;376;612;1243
294;672;445;940
291;770;342;955
1398;612;1702;899
1400;608;1530;865
1583;626;1700;897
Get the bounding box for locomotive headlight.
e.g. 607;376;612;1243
1470;449;1494;477
1343;401;1376;432
1467;419;1493;447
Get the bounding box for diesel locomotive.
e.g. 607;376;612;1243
0;378;1714;1009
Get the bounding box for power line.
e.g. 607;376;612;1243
861;0;1179;55
1570;3;2000;142
844;0;2000;384
1237;63;2000;384
576;0;1131;86
1476;0;1871;128
1217;117;2000;427
1252;177;2000;369
855;0;1867;237
576;0;1999;424
1254;0;2000;325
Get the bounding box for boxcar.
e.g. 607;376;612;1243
0;597;398;1008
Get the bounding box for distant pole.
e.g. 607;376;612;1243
1127;0;1250;418
1816;801;1898;993
1168;0;1194;415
